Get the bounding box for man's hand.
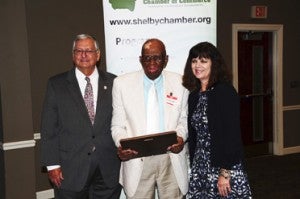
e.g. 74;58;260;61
168;136;184;154
117;146;138;161
48;168;64;188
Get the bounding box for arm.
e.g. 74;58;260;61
174;87;189;141
40;80;64;186
220;84;243;160
111;78;130;146
168;87;189;153
215;84;241;196
40;80;60;166
210;83;243;169
111;78;138;160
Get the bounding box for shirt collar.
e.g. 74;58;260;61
75;67;99;81
143;73;163;86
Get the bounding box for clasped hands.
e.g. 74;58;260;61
117;136;184;161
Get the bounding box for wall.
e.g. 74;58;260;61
0;0;299;198
0;0;36;198
25;0;107;195
216;0;300;154
216;1;300;106
0;87;4;199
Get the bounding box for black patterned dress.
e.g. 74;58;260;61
187;91;252;199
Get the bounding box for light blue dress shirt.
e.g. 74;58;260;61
143;74;165;132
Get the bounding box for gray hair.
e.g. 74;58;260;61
72;34;100;51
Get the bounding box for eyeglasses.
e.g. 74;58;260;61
73;49;98;56
141;55;164;64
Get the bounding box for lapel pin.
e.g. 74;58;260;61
104;86;107;90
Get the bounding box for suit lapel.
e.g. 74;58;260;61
66;68;91;125
127;71;146;134
136;72;147;133
95;77;104;118
94;70;109;126
163;72;181;130
163;73;172;129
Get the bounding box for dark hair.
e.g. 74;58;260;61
182;41;232;91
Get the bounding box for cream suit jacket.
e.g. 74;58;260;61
111;70;189;197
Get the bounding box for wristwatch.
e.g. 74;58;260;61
219;168;231;180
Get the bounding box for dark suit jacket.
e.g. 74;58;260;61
40;67;120;191
188;82;244;170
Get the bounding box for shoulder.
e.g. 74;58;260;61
48;70;70;83
99;69;116;82
210;82;239;103
113;71;143;91
114;70;142;82
163;71;189;94
213;82;237;94
100;70;116;79
163;70;182;80
163;71;184;87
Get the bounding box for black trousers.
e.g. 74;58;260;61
54;151;122;199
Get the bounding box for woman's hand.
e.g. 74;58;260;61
217;175;231;197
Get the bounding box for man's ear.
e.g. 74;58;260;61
97;51;101;61
163;55;169;68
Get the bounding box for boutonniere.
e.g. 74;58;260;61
166;92;178;106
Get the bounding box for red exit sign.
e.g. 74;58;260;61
251;6;268;19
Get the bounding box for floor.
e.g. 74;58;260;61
244;153;300;199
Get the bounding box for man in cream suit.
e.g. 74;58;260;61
111;38;189;198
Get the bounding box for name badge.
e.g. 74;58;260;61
166;92;178;106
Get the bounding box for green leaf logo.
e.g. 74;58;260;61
109;0;136;11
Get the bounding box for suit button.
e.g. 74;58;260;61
92;136;95;139
88;152;91;155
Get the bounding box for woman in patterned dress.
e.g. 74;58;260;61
182;42;252;198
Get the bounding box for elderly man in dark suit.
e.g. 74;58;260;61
40;34;121;199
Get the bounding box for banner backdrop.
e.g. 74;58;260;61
103;0;217;76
